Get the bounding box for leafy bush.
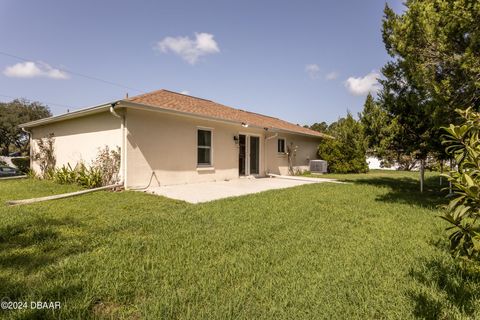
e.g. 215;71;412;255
53;163;103;188
33;134;56;178
93;146;121;185
0;159;6;166
51;146;120;188
11;157;30;173
53;164;78;184
75;164;103;188
317;113;368;173
441;108;480;262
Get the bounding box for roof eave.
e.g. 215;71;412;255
269;128;331;139
19;98;331;139
119;100;269;131
19;102;114;128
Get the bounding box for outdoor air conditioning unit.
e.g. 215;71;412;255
309;160;328;173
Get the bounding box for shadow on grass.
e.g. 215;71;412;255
347;175;447;208
408;256;480;319
0;217;90;301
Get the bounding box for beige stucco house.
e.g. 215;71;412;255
21;89;328;188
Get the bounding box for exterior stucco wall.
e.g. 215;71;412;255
125;108;266;187
265;133;320;175
29;107;322;186
30;111;121;174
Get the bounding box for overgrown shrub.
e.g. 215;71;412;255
441;108;480;262
51;146;120;188
53;164;78;184
33;134;56;178
75;164;103;188
93;146;121;185
11;157;30;173
286;142;298;175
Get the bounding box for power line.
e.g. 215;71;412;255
0;50;146;94
0;93;73;110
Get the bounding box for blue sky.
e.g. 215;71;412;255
0;0;404;125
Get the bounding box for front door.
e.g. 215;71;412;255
239;134;246;176
249;136;260;175
238;134;260;176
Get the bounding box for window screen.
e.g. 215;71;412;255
277;138;286;153
197;130;212;165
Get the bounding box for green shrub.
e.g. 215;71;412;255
52;163;103;188
53;164;78;184
441;108;480;262
93;146;121;185
75;165;102;188
11;157;30;173
33;134;56;178
50;145;119;189
317;114;368;174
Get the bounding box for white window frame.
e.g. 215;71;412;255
277;137;286;154
197;127;214;167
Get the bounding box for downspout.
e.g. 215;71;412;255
264;132;278;176
21;127;33;170
109;102;126;189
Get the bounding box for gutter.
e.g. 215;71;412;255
20;102;112;128
109;102;127;189
21;127;33;169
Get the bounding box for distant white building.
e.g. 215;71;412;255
366;156;398;170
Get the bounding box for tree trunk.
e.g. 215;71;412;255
420;159;425;193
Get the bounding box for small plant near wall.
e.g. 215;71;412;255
33;134;56;178
93;146;121;185
50;146;120;188
286;142;298;175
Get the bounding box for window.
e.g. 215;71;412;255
197;129;212;165
277;138;286;153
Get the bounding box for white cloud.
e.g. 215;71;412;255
345;71;380;95
326;71;339;80
305;64;320;79
155;32;220;64
3;61;69;79
180;90;190;95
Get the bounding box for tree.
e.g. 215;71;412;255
378;0;480;191
383;1;480;119
359;93;419;171
359;93;385;152
0;99;51;155
317;113;368;174
306;122;329;134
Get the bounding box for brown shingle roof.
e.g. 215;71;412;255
125;89;328;138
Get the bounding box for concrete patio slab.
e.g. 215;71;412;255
268;173;347;184
142;176;334;204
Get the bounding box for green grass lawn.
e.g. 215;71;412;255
1;171;480;319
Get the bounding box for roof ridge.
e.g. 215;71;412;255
239;109;279;120
161;89;213;102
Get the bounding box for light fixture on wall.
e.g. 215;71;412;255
241;122;249;128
